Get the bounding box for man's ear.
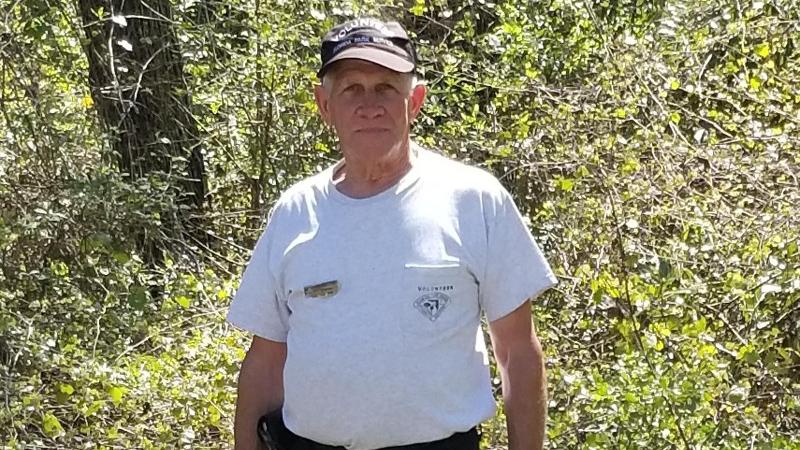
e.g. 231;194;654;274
314;84;331;126
408;83;427;121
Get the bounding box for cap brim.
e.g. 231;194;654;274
320;47;414;76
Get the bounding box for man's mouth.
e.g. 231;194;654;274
356;127;389;133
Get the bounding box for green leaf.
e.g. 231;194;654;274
502;22;522;35
670;112;681;124
410;0;425;16
108;386;126;405
755;42;770;58
175;295;191;309
112;250;130;264
81;95;94;109
50;261;69;277
42;413;64;437
208;404;221;425
83;400;104;417
669;79;680;90
737;345;759;364
695;317;707;333
621;158;640;175
59;384;75;395
556;177;575;192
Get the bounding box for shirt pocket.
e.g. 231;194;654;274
399;263;479;339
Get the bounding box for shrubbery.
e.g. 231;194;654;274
1;0;798;448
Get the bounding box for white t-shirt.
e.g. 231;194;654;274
227;146;557;450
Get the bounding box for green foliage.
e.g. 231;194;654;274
1;0;799;448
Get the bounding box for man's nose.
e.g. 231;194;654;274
356;91;384;118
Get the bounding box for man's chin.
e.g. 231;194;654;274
343;136;403;156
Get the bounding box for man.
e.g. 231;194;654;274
228;17;557;450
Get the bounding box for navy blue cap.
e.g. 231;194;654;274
318;17;417;78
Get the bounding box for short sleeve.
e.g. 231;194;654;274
226;217;290;342
479;186;557;322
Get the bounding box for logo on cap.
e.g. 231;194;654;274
329;18;392;42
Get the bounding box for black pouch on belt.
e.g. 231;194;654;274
257;409;298;450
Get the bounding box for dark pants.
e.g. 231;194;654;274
260;410;480;450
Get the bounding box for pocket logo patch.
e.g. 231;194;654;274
303;280;340;298
414;292;451;321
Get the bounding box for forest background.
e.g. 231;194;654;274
1;0;798;448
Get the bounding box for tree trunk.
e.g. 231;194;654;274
77;0;207;261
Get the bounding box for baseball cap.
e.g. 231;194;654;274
318;17;417;78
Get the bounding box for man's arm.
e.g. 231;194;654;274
488;300;547;450
234;336;287;450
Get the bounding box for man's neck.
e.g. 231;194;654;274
334;140;415;199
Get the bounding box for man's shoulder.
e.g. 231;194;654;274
277;168;330;205
418;146;507;196
266;167;331;223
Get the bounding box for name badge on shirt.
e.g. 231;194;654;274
304;280;340;298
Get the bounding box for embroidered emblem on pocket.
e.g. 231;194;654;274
414;292;451;321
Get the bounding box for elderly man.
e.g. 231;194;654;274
228;17;557;450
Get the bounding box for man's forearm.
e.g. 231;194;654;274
500;341;547;450
234;341;286;450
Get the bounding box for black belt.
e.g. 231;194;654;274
290;428;478;450
258;410;480;450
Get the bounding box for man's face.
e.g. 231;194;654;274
314;59;426;159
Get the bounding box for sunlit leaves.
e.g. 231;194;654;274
754;42;770;58
174;295;191;309
409;0;426;16
42;413;64;438
111;15;127;27
554;177;575;192
3;0;799;448
116;39;133;52
108;386;126;406
81;95;94;109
